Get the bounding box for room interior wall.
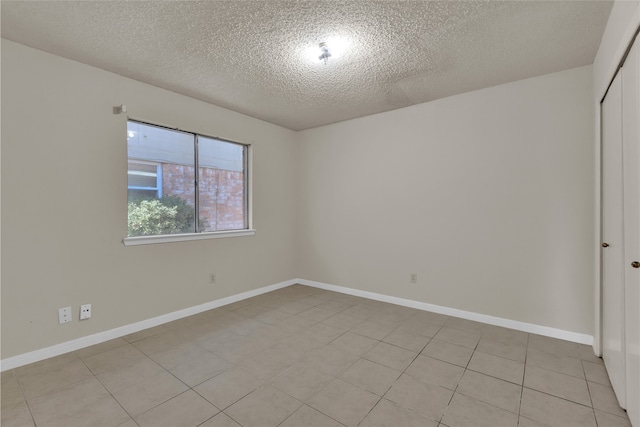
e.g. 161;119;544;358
1;37;599;362
0;40;298;359
296;65;595;336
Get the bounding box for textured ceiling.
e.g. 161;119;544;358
1;1;612;131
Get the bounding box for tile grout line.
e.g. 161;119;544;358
355;316;439;424
12;368;39;427
518;332;531;424
582;356;602;427
80;350;155;425
441;330;480;424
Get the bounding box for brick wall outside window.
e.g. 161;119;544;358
162;164;244;231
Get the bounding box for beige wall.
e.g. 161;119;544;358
1;40;298;358
297;65;595;335
1;38;598;360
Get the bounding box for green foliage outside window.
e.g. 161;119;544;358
127;195;203;236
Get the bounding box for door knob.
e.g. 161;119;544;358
602;243;610;248
632;261;640;268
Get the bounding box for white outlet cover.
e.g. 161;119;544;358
80;304;91;320
58;306;72;324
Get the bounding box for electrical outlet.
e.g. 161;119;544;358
209;273;216;284
410;273;418;284
80;304;92;320
58;307;72;324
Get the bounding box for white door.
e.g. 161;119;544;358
602;70;626;407
622;34;640;427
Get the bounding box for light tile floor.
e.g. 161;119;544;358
1;285;632;427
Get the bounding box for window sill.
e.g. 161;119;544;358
123;229;256;246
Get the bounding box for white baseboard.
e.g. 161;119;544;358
297;278;594;346
2;277;594;371
0;279;296;372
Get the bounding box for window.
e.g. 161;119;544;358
125;120;251;245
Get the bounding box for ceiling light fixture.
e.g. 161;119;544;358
318;42;331;64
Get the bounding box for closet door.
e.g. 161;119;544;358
601;70;626;407
622;34;639;427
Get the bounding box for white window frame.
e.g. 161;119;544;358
124;120;254;246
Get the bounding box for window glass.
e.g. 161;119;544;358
126;120;248;238
198;136;246;232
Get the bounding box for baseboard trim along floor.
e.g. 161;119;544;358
0;279;297;371
0;278;593;371
297;279;593;346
